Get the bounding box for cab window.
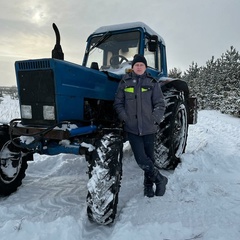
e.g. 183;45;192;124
86;31;140;70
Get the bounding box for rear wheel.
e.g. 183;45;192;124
0;125;29;196
86;133;123;225
154;89;188;169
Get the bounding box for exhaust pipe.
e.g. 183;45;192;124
52;23;64;60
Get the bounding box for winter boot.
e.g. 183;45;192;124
151;169;168;196
143;174;154;198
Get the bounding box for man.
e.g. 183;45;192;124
114;54;168;198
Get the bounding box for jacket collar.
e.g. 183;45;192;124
123;71;147;81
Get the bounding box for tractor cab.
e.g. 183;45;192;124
83;22;168;78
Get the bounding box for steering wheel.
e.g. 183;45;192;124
110;55;129;67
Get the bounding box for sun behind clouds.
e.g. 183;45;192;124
24;3;49;26
32;9;45;24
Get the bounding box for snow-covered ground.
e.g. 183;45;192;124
0;95;240;240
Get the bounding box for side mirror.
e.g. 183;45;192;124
148;35;158;52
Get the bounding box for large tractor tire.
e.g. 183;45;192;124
0;125;29;196
154;89;188;170
86;133;123;225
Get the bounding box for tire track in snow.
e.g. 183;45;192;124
0;154;89;224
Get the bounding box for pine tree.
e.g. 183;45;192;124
182;47;240;117
168;67;182;79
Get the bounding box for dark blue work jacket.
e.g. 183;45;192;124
114;72;166;136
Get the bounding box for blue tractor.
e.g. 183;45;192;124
0;22;197;224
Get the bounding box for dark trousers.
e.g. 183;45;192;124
127;132;155;176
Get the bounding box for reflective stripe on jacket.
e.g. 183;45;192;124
114;72;166;136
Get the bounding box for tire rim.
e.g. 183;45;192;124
0;141;22;183
174;103;188;158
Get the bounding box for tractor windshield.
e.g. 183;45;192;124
86;31;140;73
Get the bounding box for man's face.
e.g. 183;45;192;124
133;62;146;75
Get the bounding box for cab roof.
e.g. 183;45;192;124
92;22;165;45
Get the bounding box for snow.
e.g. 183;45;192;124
1;95;240;240
92;22;165;45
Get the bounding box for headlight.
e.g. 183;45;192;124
21;105;32;119
43;105;55;120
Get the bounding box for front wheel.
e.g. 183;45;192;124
154;89;188;169
86;133;123;225
0;125;29;196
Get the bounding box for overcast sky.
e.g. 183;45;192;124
1;0;240;86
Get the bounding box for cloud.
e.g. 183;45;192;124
1;0;240;86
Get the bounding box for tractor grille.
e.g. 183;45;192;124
18;69;56;126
